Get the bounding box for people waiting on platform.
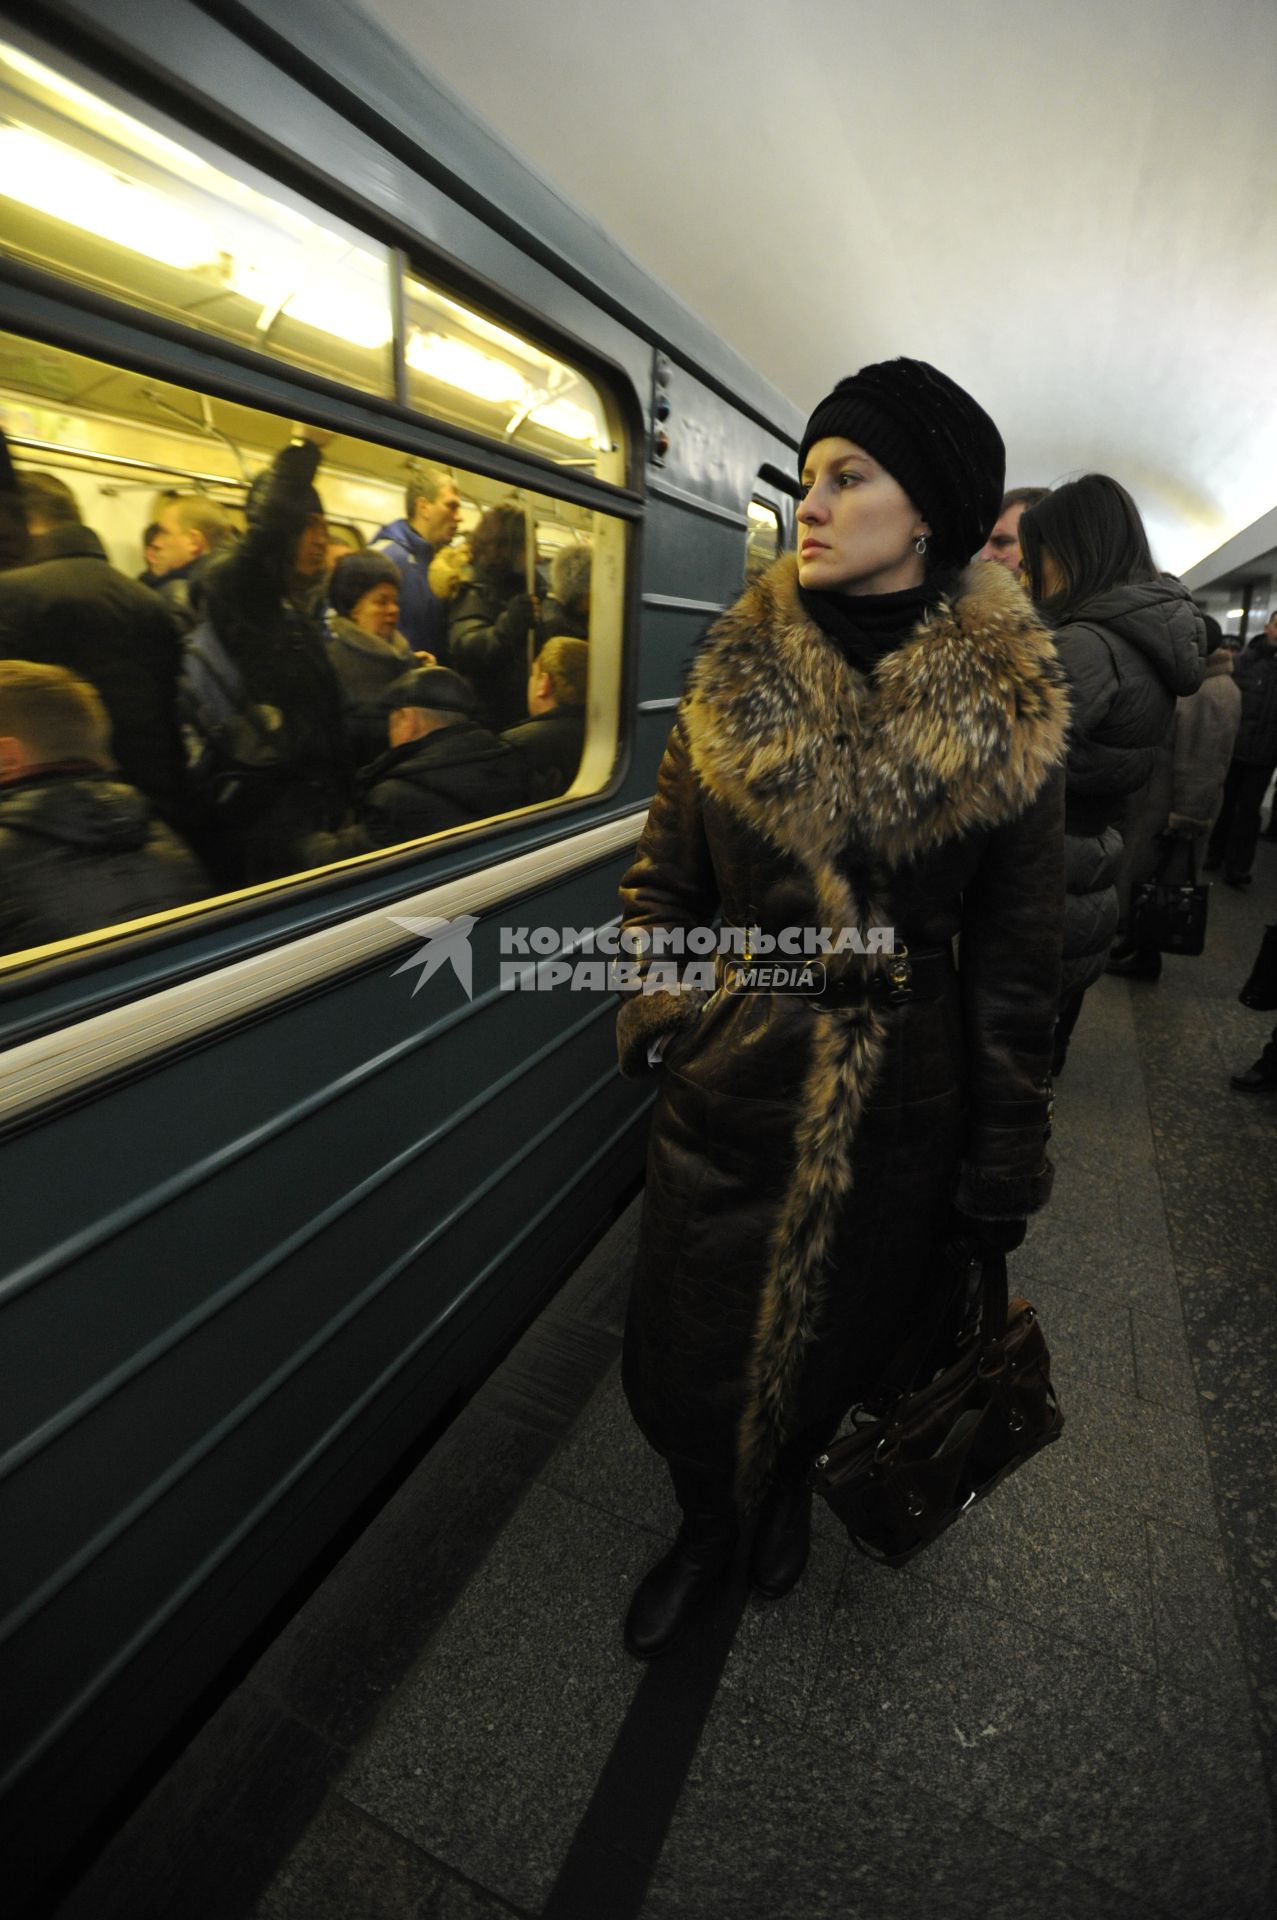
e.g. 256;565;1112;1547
502;636;587;800
146;493;235;633
369;466;462;657
977;484;1050;574
308;665;526;861
193;427;351;882
447;504;543;732
1018;475;1205;1073
1108;614;1242;982
323;551;419;763
0;661;207;957
1206;611;1277;888
0;444;188;828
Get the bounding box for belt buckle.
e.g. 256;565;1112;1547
885;943;913;1005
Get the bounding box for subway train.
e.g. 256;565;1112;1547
0;0;803;1895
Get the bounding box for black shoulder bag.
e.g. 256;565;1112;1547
810;1249;1063;1566
1129;834;1209;956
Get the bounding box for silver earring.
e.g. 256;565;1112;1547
915;535;929;556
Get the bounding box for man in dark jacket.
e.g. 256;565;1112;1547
310;666;526;861
501;635;587;800
0;660;207;958
369;467;462;657
197;427;351;882
146;492;235;634
1206;612;1277;886
0;459;187;824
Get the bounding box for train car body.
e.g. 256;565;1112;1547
0;0;802;1896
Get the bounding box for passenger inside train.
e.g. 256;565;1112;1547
0;316;609;958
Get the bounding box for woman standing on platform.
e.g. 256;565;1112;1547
1016;476;1206;1069
614;359;1070;1659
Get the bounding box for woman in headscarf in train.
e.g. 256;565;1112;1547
614;359;1069;1659
1016;475;1205;1068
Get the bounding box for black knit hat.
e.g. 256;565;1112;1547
329;549;401;617
798;358;1005;567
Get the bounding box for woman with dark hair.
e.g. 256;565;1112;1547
1018;475;1205;1067
615;359;1069;1660
446;504;541;729
324;550;417;762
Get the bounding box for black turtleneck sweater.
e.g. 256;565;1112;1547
799;570;959;675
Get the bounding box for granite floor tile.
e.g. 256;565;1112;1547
1147;1517;1253;1704
1022;1212;1181;1318
903;1436;1158;1671
249;1404;559;1748
542;1363;679;1539
1055;1370;1215;1532
805;1568;1274;1917
716;1531;848;1729
52;1691;346;1920
1131;1305;1198;1414
251;1795;527;1919
1026;1274;1137;1399
341;1484;649;1913
637;1700;1177;1920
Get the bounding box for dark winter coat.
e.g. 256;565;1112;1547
200;441;351;877
447;569;540;732
501;703;585;800
369;517;448;657
1051;577;1205;991
323;613;415;763
616;557;1068;1509
0;766;208;957
1232;636;1277;766
310;718;528;861
1115;651;1242;917
0;525;187;823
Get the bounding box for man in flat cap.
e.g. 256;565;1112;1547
310;665;527;860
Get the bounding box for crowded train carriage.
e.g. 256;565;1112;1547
0;2;801;1896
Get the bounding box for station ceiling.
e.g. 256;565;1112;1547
352;0;1276;581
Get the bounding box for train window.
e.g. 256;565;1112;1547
746;498;782;580
0;38;395;395
403;275;624;483
0;329;626;969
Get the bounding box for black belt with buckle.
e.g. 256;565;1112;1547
813;943;953;1010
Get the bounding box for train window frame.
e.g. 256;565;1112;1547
0;33;632;486
0;320;633;979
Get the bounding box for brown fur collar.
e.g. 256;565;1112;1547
682;554;1068;873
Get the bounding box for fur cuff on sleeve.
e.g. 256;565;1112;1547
616;986;709;1079
955;1155;1054;1220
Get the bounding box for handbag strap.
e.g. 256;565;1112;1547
867;1245;1010;1410
1152;833;1199;887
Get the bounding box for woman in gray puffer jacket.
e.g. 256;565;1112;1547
1018;476;1205;1070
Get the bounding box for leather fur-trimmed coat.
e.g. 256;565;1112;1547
616;556;1068;1510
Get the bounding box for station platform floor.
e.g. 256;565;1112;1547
52;849;1277;1920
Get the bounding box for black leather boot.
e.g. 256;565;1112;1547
623;1513;737;1660
1105;945;1162;981
748;1468;813;1598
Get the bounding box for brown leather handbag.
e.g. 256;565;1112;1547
810;1250;1063;1565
